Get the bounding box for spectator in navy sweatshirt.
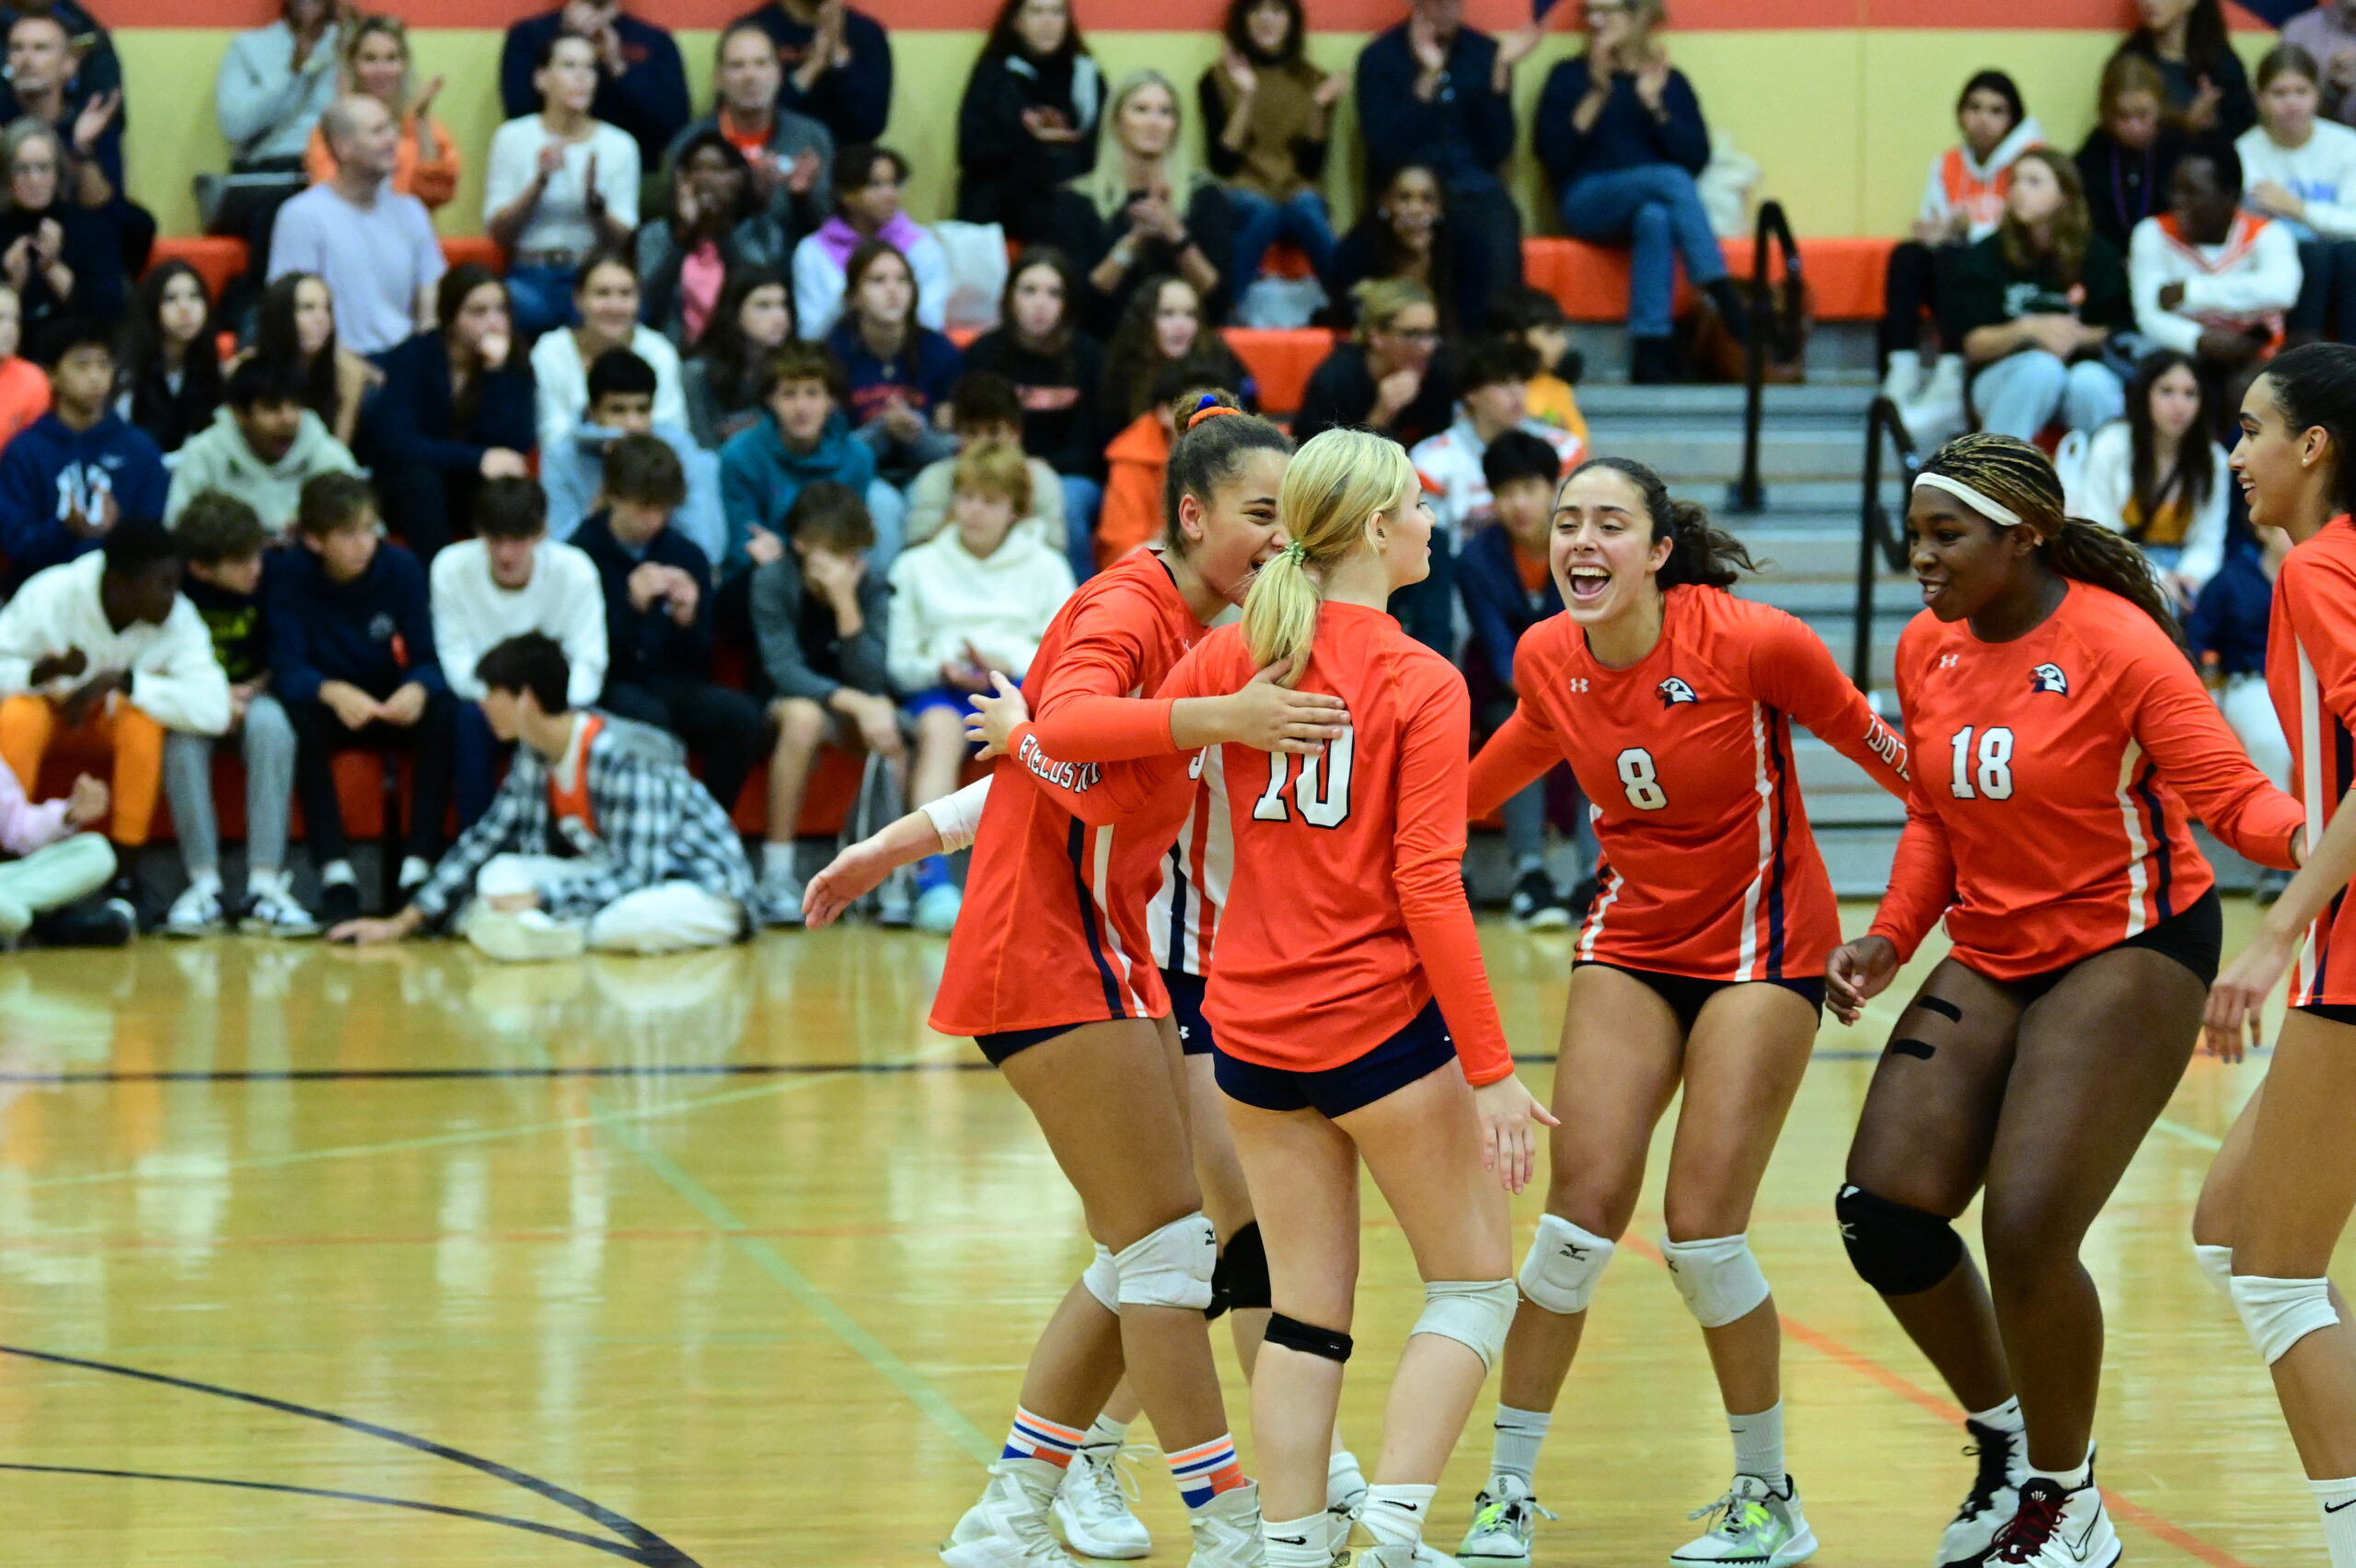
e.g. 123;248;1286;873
499;0;689;170
572;433;766;815
730;0;893;147
1354;0;1535;326
824;238;960;493
0;317;165;590
269;472;454;924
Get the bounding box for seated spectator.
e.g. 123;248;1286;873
364;264;537;559
1050;69;1231;333
1457;428;1577;928
2285;0;2356;129
0;318;165;588
542;347;724;565
158;491;311;937
431;478;607;828
499;0;689;171
959;248;1101;542
639;131;790;350
572;432;766;816
1880;71;2041;421
242;271;378;450
485;34;642;340
333;632;755;959
1354;0;1533;329
0;734;111;940
749;480;899;926
1291;277;1453;445
1098;361;1222;570
305;17;457;212
1489;285;1589;444
666;23;833;248
682;263;793;447
1538;0;1745;386
826;239;960;490
1941;148;2128;444
215;0;339;176
885;441;1073;933
1201;0;1340;297
0;516;228;908
0;120;122;329
2080;53;2185;257
1328;161;1481;332
0;0;117;108
2186;522;2293;893
731;0;894;147
0;12;139;274
2063;348;2228;604
791;144;949;340
2130;138;2300;412
270;473;452;920
267;94;444;358
2240;44;2356;341
2113;0;2254;141
166;356;359;535
115;261;222;459
1100;272;1251;431
530;250;686;458
719;340;884;585
904;373;1067;551
955;0;1101;244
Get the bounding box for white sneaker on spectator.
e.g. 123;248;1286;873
1880;348;1923;407
760;870;806;928
876;864;915;928
241;876;322;939
398;856;433;900
914;881;962;934
1899;355;1969;446
467;905;587;963
164;881;226;939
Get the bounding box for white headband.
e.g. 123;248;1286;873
1911;471;2025;528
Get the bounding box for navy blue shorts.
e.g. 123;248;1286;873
1214;1000;1458;1118
975;1021;1082;1064
1164;969;1214;1056
2298;1001;2356;1027
1575;962;1825;1035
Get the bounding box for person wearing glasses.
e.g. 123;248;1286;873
1291;277;1455;447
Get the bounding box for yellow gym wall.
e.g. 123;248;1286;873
108;27;2278;245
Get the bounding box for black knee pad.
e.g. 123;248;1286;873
1264;1312;1353;1363
1836;1183;1963;1297
1218;1222;1269;1313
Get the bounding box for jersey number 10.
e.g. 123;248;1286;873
1253;731;1357;827
1948;725;2016;801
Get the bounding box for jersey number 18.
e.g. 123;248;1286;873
1253;730;1357;827
1948;725;2015;801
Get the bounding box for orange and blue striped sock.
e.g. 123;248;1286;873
1001;1408;1086;1469
1168;1433;1246;1509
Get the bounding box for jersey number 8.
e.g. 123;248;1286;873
1948;725;2015;801
1253;730;1357;827
1616;747;1669;811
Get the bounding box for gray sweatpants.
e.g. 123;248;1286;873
162;693;295;879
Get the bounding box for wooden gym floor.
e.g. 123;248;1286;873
0;899;2328;1565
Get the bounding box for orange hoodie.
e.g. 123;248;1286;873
1098;411;1172;570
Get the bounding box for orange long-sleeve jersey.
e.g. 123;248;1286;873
930;551;1207;1037
1468;585;1911;980
2269;516;2356;1007
1872;580;2303;980
1147;605;1513;1085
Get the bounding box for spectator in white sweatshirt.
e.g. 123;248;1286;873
2062;348;2229;604
431;477;608;829
2239;43;2356;338
884;440;1073;934
2129;138;2301;409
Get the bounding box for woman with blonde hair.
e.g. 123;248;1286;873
1049;67;1234;331
305;15;458;209
1292;277;1454;444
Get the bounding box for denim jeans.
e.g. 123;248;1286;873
1971;351;2123;441
1228;188;1339;291
505;263;579;340
1060;473;1104;584
1558;164;1727;340
2292;237;2356;339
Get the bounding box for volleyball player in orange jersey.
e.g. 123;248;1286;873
1826;433;2304;1568
2188;343;2356;1568
1424;457;1910;1568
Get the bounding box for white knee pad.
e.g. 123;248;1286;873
1081;1243;1120;1314
1114;1213;1218;1310
2232;1274;2341;1365
1519;1214;1616;1316
1412;1278;1519;1370
2192;1242;2235;1303
1659;1233;1772;1330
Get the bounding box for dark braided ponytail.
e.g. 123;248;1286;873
1919;432;2187;651
1566;455;1760;588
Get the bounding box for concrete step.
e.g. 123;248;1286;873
1595;427;1868;484
1576;382;1876;421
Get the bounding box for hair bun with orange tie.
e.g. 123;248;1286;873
1188;395;1246;431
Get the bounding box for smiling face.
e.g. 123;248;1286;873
2232;372;2337;532
1905;488;2033;622
1551;466;1673;625
1115;82;1178;161
1381;167;1442;245
352;29;408;103
2262;66;2320;143
575;260;641;342
537;36;599;115
1959;86;2015;161
1151;280;1200;360
1010;262;1064;340
717;28;782;112
1174;447;1290;606
1585;0;1638;56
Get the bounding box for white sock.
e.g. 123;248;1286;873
1968;1396;2026;1435
1359;1483;1436;1551
249;867;284;894
1082;1413;1128;1449
1491;1404;1552;1487
398;856;431;888
321;859;356;888
1327;1447;1366;1507
2314;1476;2356;1567
1263;1513;1334;1568
185;869;222;895
2027;1446;2092;1493
763;841;798;880
1729;1401;1784;1486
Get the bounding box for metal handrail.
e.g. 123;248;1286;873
1853;394;1922;688
1729;200;1803;513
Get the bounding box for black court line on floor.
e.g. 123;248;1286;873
0;1050;1891;1084
0;1346;702;1566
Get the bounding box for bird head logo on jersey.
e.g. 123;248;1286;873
2028;663;2070;696
1657;676;1699;707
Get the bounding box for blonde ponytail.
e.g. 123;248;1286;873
1242;428;1416;678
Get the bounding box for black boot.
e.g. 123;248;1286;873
1629;336;1679;385
1706;278;1755;348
